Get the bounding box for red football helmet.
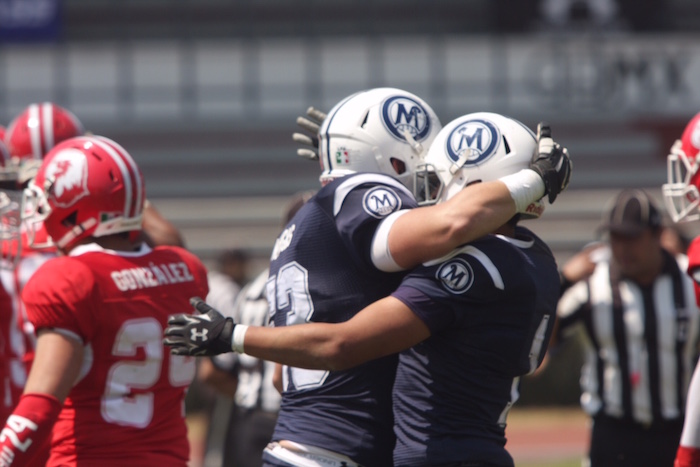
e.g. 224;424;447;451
663;112;700;223
5;102;85;185
22;136;145;251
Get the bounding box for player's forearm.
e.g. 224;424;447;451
0;393;62;466
389;180;517;268
243;324;360;371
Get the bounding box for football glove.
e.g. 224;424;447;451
293;106;327;161
529;122;572;204
163;297;235;356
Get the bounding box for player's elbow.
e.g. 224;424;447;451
317;338;364;371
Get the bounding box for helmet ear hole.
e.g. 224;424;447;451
502;136;511;155
390;158;406;175
360;111;370;128
61;210;78;228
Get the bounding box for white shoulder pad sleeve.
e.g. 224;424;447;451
371;210;410;272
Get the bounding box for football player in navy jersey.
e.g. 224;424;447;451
166;97;570;466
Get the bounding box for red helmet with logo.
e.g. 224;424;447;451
663;112;700;223
5;102;85;185
22;136;145;251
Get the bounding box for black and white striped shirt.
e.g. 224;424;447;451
212;268;281;412
557;248;700;425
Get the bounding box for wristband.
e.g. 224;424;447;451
232;324;248;354
499;169;546;213
0;393;62;465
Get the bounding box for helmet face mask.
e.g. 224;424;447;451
317;88;441;189
413;162;444;206
416;112;544;217
663;113;700;223
0;189;23;268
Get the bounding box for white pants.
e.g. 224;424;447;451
263;440;361;467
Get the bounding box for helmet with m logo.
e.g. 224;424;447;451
415;112;544;218
317;88;441;189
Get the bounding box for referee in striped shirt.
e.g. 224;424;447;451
556;189;700;467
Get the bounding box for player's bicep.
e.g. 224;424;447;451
24;330;84;402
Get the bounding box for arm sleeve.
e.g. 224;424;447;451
0;393;62;466
334;179;417;272
370;210;410;272
21;258;96;342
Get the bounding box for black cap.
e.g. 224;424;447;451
599;189;662;236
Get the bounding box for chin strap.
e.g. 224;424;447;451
400;128;423;156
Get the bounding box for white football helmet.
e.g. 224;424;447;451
415;112;544;218
317;87;441;188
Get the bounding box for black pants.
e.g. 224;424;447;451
589;414;683;467
224;406;279;467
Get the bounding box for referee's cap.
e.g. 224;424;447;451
599;189;662;236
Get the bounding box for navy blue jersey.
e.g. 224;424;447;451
390;226;560;467
267;173;416;467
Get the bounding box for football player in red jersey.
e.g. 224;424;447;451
0;135;209;466
0;138;21;426
0;104;184;439
1;103;86;423
663;112;700;467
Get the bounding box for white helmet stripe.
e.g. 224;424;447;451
91;138;134;219
97;136;143;218
28;104;43;160
41;102;54;156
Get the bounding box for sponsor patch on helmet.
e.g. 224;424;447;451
45;148;89;208
362;186;402;218
381;96;431;143
436;258;474;294
445;119;500;167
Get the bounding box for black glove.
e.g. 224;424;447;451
163;297;235;356
529;122;572;204
292;107;327;161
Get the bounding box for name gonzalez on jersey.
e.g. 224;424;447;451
111;261;195;292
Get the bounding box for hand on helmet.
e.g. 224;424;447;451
293;107;327;161
529;122;572;204
163;297;235;356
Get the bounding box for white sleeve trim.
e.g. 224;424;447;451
425;244;505;290
51;327;84;344
370;210;411;272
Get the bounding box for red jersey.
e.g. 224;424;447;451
21;242;208;467
0;282;16;424
688;237;700;306
0;225;57;420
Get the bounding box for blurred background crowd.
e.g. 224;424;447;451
2;0;700;465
